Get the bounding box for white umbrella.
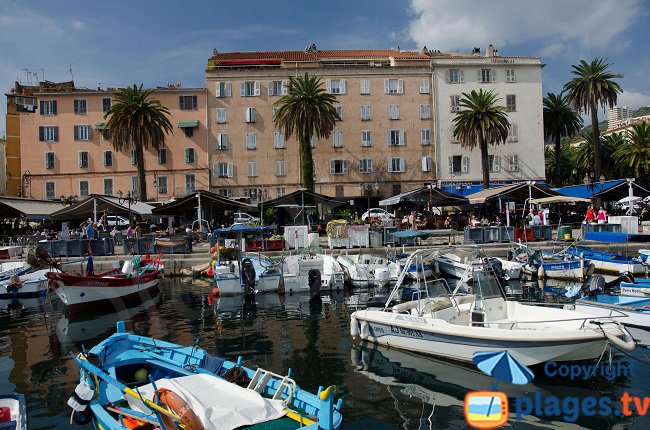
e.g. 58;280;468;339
618;196;641;203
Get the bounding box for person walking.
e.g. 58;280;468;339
597;207;608;224
542;207;550;226
585;205;596;224
85;220;96;240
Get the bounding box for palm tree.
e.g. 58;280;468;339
105;84;173;201
273;73;339;192
563;58;623;180
544;144;577;187
573;132;617;180
452;89;510;188
614;123;650;177
542;92;583;186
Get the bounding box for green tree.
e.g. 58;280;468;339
273;73;340;192
613;123;650;177
543;92;583;186
573;132;617;180
105;84;172;201
452;89;510;188
563;58;623;180
544;144;577;186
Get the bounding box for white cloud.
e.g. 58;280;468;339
72;20;86;30
407;0;640;55
616;89;650;110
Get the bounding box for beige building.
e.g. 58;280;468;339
0;138;6;195
5;81;208;200
205;48;435;203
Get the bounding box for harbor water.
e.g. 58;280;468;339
1;277;649;429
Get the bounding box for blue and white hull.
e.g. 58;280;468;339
540;259;591;281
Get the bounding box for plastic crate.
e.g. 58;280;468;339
464;227;484;244
265;239;285;251
514;228;533;242
90;239;112;256
383;227;399;245
67;239;90;256
539;225;552;240
123;238;139;255
531;226;544;240
499;226;514;242
139;237;155;255
49;240;68;256
483;227;500;243
369;231;383;248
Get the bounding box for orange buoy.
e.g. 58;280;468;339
211;287;220;296
206;266;214;277
155;388;205;430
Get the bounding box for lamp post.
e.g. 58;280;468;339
117;190;138;223
584;173;605;204
358;182;379;213
152;172;159;202
572;169;578;186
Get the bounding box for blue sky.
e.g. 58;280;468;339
2;0;648;137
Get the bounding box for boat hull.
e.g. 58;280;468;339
0;394;27;430
574;297;650;346
541;259;589;281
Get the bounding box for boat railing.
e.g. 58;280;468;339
384;249;425;309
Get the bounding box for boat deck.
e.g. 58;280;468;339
581;295;650;311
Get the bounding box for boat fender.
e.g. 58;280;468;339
604;328;635;352
434;261;440;275
155;388;205;430
350;315;359;338
537;265;545;278
68;380;95;424
586;262;596;277
360;320;370;340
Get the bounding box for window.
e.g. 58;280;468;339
102;129;112;140
335;106;343;120
387;157;405;173
215;162;233;178
360;105;371;121
335;185;344;197
506;95;516;112
240;81;260;96
389;104;400;120
276;187;286;198
183;127;194;138
392;183;401;196
103;150;113;167
217;134;228;150
45;181;55;200
386;130;405;146
360;79;370;94
448;155;469;173
178;95;197;110
103;178;113;196
359;158;373;173
74;125;91;141
79;180;89;197
507;124;518;142
326;79;346;94
420;104;430;119
78;151;89;168
185;147;196;164
421;156;433;172
330;159;348;175
215;81;232;97
245;107;256;123
157;176;168;194
248;161;258;177
216;108;227;123
73;99;87;114
451;133;460;144
133;176;143;199
479;69;494;83
157;148;167;164
275;160;285;176
40;100;57;115
421;128;431;146
218;188;233;198
488;155;501;172
420;78;430;94
332;130;343;148
384;79;404;94
273;132;285;149
185;174;196;193
268;80;288;96
102;98;112;113
506;69;516;83
447;69;464;83
44;152;55;169
246;132;257;149
39;126;59;142
450;95;460;112
361;130;372;147
130;150;137;165
508;154;519;172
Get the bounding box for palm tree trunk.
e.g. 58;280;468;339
591;99;601;180
480;138;490;189
136;142;148;201
553;134;562;187
299;132;314;192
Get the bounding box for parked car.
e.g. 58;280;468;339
232;212;260;224
361;208;395;221
106;215;129;227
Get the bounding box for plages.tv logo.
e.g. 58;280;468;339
464;391;508;429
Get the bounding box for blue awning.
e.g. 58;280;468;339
555;180;624;199
390;230;434;239
556;179;650;200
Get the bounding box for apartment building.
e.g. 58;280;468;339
5;81;208;200
431;45;545;195
607;106;631;130
205;47;435;202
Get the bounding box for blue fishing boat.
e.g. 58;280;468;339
620;278;650;297
0;262;31;283
0;394;27;430
565;245;645;275
69;322;343;430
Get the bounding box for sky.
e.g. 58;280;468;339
2;0;649;137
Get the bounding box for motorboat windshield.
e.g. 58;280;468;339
473;269;505;300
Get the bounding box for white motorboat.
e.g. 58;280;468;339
212;254;282;295
0;261;31;282
397;251;436;281
350;250;634;366
282;250;345;292
0;268;53;298
337;253;400;288
432;246;522;281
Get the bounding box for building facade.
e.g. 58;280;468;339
607;106;631;130
205;48;435;203
5;82;208;200
431;45;545;194
0;138;6;195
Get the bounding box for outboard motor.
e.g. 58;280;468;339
487;258;506;281
583;275;606;298
308;269;321;300
241;258;256;296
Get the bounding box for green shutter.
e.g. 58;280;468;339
39;126;44;141
179;96;184;110
52;100;57;115
74;125;79;141
54;127;59;141
39;101;44;115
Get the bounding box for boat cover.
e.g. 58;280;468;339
127;374;286;430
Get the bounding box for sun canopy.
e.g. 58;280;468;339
262;189;347;208
556;179;650;201
152;190;255;215
529;195;591;204
379;185;468;207
466;183;560;205
212;225;271;235
0;196;63;219
49;195;155;220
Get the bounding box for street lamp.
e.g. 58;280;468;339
152;172;159;202
358;182;380;212
60;195;78;206
117;190;138;222
583;173;605;203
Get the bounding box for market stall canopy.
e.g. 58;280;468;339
49;195;154;220
556;179;650;201
152;190;255;215
529;195;591;205
0;196;63;219
262;189;347;208
466;183;560;205
379;185;468;207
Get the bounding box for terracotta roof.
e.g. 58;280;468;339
209;49;431;63
429;53;540;60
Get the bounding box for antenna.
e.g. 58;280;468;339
67;64;74;81
41;68;45;82
22;68;30;85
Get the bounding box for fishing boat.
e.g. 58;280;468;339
0;268;53;299
511;244;593;281
619;278;650;297
397;251;436;281
637;249;650;265
282;250;345;292
0;394;27;430
350;250;634;366
47;256;162;313
565;245;645;275
336;253;399;287
0;262;31;283
68;322;343;430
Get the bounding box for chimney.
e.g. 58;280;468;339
486;44;495;57
472;47;481;56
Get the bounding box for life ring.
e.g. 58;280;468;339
350;315;359;338
154;388;205;430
